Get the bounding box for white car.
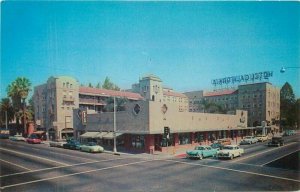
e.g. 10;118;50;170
49;139;67;147
217;145;244;159
9;135;26;141
240;136;258;144
256;135;269;142
80;142;104;153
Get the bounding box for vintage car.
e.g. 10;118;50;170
63;140;81;150
26;134;42;144
256;135;269;142
80;142;104;153
216;138;231;145
9;134;26;141
268;136;284;147
210;142;224;150
240;136;258;145
49;139;67;147
217;145;244;159
186;145;219;160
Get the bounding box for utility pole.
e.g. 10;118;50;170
113;96;117;153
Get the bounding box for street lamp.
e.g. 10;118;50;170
20;91;28;136
280;66;300;73
113;96;117;153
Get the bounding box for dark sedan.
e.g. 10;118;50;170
63;140;81;150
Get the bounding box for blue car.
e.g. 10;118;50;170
186;145;219;160
63;140;81;150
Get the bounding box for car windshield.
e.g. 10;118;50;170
29;134;38;139
195;147;205;150
88;142;97;146
223;146;234;150
245;136;252;139
211;143;220;147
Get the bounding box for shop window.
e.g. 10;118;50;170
195;133;204;143
179;133;191;145
131;135;145;149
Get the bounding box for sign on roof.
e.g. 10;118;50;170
211;71;273;87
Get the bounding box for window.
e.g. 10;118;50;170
179;133;191;145
131;135;145;149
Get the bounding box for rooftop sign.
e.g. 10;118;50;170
211;71;273;86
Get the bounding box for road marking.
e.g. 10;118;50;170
0;156;131;178
260;149;300;166
0;147;69;166
164;159;300;183
0;159;32;171
0;159;155;190
48;151;96;162
232;142;296;162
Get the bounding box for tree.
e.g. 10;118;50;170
6;77;32;133
0;98;14;127
198;99;227;114
88;83;93;88
96;82;101;88
103;97;128;112
280;82;297;129
102;77;120;91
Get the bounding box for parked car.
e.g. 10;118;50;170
283;130;296;136
216;138;231;145
63;140;81;150
240;136;258;145
26;134;42;144
210;142;224;150
80;142;104;153
217;145;244;160
49;139;67;147
268;136;284;147
186;145;219;160
256;135;269;142
9;134;26;141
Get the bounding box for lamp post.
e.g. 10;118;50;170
113;96;117;153
280;66;300;73
22;97;26;136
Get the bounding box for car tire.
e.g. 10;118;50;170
230;154;234;160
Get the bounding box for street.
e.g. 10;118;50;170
0;134;299;191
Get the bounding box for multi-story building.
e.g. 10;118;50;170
75;74;251;154
34;76;143;140
185;82;280;130
34;76;79;140
131;74;189;112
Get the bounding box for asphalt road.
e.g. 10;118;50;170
0;134;299;191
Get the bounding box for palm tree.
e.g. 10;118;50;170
0;98;14;127
7;77;32;134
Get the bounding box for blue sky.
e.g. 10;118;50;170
1;1;299;99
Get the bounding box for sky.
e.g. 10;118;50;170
1;1;299;99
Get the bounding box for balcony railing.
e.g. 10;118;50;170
79;98;106;105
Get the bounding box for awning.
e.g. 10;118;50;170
97;132;108;138
80;132;101;138
102;132;123;139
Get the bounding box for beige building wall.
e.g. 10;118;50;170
149;101;247;134
238;82;280;129
85;100;247;135
34;76;79;139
